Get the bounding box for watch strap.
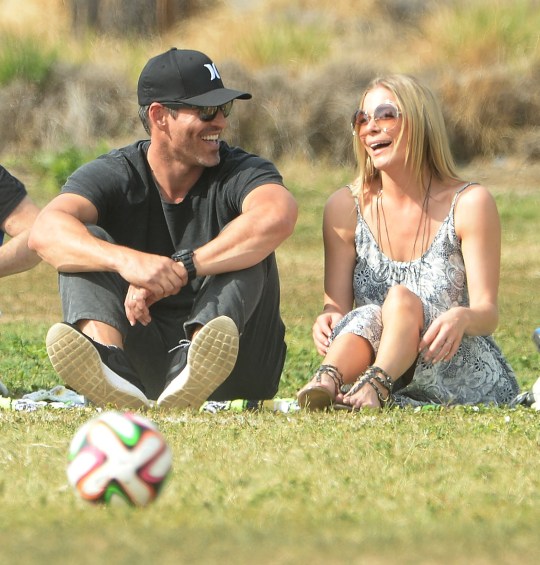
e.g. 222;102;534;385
172;249;197;282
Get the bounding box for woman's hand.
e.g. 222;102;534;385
312;311;343;355
419;307;468;364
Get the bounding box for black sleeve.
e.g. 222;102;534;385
61;149;138;225
0;165;27;227
219;146;285;213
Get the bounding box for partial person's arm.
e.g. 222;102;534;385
0;196;41;277
190;183;298;275
419;184;501;362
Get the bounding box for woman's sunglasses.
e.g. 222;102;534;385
167;100;234;121
351;101;401;134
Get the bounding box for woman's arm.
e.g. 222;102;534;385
420;184;501;362
313;187;357;354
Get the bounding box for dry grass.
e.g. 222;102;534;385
1;0;540;164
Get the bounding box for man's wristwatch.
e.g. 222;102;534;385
172;249;197;282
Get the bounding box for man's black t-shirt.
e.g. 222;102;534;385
0;165;27;244
62;140;285;312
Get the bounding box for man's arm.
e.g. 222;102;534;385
190;183;298;276
29;192;119;272
28;193;187;299
0;195;41;277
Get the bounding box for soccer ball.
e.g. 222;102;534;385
67;411;172;506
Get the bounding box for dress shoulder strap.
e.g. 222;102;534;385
456;181;479;195
451;181;480;208
346;184;361;215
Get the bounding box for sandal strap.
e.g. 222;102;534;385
343;365;395;407
313;364;344;395
365;378;394;405
366;365;394;393
365;379;386;403
344;374;370;396
366;365;394;406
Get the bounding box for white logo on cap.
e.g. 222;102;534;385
204;63;221;81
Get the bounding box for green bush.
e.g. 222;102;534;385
32;142;110;193
0;32;57;87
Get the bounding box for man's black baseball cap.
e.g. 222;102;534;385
137;48;252;106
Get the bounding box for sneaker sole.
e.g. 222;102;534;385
46;323;150;410
157;316;239;409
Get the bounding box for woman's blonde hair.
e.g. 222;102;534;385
350;74;461;197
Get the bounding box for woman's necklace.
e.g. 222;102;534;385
375;174;432;283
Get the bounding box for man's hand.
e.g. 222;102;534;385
122;254;189;326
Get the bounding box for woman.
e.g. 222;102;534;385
297;74;518;410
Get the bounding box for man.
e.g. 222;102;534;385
29;48;298;410
0;165;41;397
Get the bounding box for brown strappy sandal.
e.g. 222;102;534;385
339;365;395;409
297;364;344;410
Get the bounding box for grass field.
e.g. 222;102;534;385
1;1;540;563
1;158;539;565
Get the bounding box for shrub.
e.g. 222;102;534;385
235;16;332;69
420;0;540;68
0;32;57;87
32;142;110;193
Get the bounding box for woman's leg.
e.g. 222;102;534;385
342;285;423;409
297;332;374;409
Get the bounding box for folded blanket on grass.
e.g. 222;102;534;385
0;385;300;413
0;385;86;411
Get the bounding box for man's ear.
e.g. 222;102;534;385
148;103;168;129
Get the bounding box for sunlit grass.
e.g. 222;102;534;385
29;0;535;80
234;17;332;70
419;0;540;68
1;407;539;564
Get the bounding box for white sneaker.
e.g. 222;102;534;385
157;316;239;409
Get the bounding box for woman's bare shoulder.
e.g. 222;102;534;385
455;182;497;210
326;185;357;210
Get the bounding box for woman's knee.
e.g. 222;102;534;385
382;285;423;319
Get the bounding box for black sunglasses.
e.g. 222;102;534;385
166;100;234;121
351;101;401;133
